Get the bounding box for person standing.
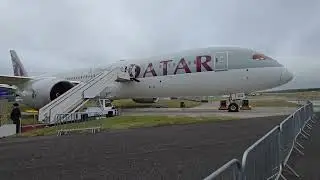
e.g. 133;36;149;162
10;103;21;134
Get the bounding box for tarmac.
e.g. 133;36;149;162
121;102;298;119
0;115;288;180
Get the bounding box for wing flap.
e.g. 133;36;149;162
0;75;32;86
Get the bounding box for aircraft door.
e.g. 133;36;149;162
214;52;228;71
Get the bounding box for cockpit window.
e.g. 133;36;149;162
252;53;268;60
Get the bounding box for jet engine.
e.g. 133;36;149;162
18;78;75;110
132;97;159;103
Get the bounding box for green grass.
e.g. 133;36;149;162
11;99;202;111
21;115;38;125
263;91;320;100
73;99;202;112
20;115;238;137
6;101;33;112
1;99;201;125
109;99;201;109
1;101;38;125
1;116;38;126
249;99;298;107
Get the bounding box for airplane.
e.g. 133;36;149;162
0;46;293;112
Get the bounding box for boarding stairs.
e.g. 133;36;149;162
38;66;132;124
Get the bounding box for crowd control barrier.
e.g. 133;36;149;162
203;159;242;180
204;100;316;180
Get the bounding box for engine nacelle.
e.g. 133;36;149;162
132;98;159;103
18;78;75;110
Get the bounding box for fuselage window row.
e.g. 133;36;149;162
64;74;97;81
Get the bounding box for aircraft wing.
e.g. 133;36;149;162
0;75;32;86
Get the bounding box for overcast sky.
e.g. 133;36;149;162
0;0;320;76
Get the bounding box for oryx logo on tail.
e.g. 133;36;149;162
10;50;28;77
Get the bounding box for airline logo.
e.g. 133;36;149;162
128;55;217;78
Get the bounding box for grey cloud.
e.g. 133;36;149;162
0;0;320;76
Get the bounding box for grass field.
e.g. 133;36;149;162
6;101;31;112
20;115;238;137
21;115;38;125
1;99;202;126
0;101;36;125
87;99;202;109
16;98;296;126
1;93;310;127
263;91;320;100
249;99;298;107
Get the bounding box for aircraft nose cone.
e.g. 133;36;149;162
280;68;294;84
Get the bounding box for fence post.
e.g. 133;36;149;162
203;159;242;180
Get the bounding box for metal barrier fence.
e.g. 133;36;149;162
55;112;89;124
55;112;103;136
204;100;316;180
203;159;242;180
242;126;281;180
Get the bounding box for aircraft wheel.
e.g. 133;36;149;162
228;103;239;112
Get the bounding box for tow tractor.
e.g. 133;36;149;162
219;93;251;112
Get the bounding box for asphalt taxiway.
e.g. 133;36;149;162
0;115;288;180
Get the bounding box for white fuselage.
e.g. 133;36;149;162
112;67;286;99
49;47;293;99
